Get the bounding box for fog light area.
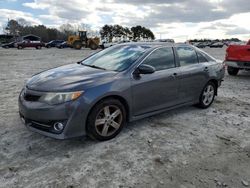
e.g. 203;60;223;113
53;122;64;132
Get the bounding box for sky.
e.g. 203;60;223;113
0;0;249;42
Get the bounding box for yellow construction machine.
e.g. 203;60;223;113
67;31;100;50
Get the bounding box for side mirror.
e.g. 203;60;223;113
137;64;155;74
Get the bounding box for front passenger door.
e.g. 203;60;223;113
131;47;180;116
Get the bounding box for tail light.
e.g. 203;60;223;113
225;52;228;60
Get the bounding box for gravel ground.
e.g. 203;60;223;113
0;47;249;188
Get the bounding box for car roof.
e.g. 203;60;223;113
117;42;192;49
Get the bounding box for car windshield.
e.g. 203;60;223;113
81;45;150;72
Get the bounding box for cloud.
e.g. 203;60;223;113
0;9;41;32
0;0;17;2
226;27;250;35
0;0;249;41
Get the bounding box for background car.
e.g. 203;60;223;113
196;42;207;48
225;39;250;75
16;40;44;49
210;42;224;48
45;40;64;48
2;41;16;49
56;41;70;49
100;41;118;49
155;39;175;43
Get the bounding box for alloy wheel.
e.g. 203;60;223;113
202;84;215;106
95;105;123;137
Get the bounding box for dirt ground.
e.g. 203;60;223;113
0;46;250;188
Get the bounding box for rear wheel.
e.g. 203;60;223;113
197;82;216;109
73;41;82;50
36;46;42;49
86;98;126;141
17;45;23;49
228;66;239;76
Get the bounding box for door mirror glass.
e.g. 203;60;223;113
137;64;155;74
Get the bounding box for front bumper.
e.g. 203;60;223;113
18;88;89;139
225;61;250;69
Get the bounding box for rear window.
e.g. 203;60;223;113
197;51;208;63
194;47;216;62
200;51;216;62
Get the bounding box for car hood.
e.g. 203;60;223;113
26;64;118;92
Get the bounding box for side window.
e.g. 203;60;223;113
197;51;208;63
203;52;215;62
142;47;175;71
177;47;198;66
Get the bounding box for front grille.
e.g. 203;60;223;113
24;94;41;101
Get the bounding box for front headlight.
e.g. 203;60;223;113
39;91;83;105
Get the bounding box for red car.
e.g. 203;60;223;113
16;40;44;49
225;40;250;75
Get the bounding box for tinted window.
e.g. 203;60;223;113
197;51;208;63
177;47;198;66
202;52;215;62
81;45;150;72
142;47;175;71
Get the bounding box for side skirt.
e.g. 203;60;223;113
129;101;197;122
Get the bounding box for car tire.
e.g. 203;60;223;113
36;46;42;49
89;42;98;50
227;66;239;76
73;41;82;49
197;82;216;109
17;45;22;49
86;98;126;141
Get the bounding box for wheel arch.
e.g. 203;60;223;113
208;79;218;95
85;95;130;130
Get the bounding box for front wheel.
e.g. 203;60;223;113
86;98;126;141
73;41;82;50
227;66;239;76
197;82;216;109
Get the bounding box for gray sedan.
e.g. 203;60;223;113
19;43;225;141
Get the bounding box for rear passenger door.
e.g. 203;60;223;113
176;46;209;103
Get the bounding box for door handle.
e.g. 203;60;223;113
247;49;250;51
204;67;209;72
171;73;177;79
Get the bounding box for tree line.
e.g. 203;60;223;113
100;25;155;42
4;19;155;42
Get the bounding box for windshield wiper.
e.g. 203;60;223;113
81;63;106;70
